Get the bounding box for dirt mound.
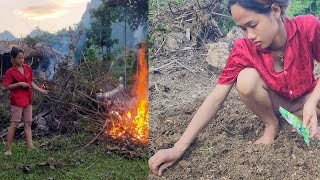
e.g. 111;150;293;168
149;32;320;179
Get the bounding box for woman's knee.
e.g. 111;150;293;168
10;122;19;129
236;68;266;96
24;122;32;128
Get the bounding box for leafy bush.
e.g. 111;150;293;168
287;0;319;17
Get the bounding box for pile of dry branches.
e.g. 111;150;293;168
150;0;229;56
36;62;118;130
41;62;147;157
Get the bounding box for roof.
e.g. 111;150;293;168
34;43;63;59
0;40;37;57
0;41;63;60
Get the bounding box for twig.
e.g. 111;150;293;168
81;50;86;62
174;11;194;20
150;47;206;58
152;82;168;97
211;12;232;18
72;119;109;155
174;18;195;24
225;129;236;135
149;61;175;72
46;96;105;116
155;36;167;55
183;18;195;22
76;90;99;103
173;58;195;74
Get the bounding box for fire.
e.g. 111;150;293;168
40;81;49;90
106;42;148;144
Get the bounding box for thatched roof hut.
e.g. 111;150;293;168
0;40;37;57
0;41;64;76
34;43;63;60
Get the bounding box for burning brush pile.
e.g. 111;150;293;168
101;43;149;155
18;45;149;158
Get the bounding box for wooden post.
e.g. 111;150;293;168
0;54;3;76
124;6;127;87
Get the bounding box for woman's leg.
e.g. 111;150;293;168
5;121;19;153
6;106;24;154
24;122;34;149
23;105;34;149
236;68;279;144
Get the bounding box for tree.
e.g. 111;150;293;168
87;0;148;56
106;0;148;29
87;1;119;56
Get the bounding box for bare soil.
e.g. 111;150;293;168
149;48;320;179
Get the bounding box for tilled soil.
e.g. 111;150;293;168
149;49;320;179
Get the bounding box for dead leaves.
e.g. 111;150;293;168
21;157;58;173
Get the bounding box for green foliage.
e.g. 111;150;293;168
83;47;98;62
88;0;147;54
109;51;137;85
108;0;148;30
0;133;148;179
287;0;319;17
85;0;147;86
149;0;184;18
23;35;37;47
219;0;236;34
148;21;170;48
88;3;118;54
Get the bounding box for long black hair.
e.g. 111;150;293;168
11;47;24;59
228;0;290;16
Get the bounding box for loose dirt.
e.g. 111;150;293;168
149;45;320;179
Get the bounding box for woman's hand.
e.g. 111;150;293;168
40;89;49;96
303;98;318;139
148;146;184;176
19;82;30;89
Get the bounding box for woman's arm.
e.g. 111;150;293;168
149;83;234;176
303;80;320;138
2;82;29;91
173;83;234;154
31;82;48;95
31;82;42;92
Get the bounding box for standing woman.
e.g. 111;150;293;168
149;0;320;176
2;47;48;156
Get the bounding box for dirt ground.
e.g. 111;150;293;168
148;46;320;179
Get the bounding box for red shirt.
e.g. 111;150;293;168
218;15;320;100
2;64;33;107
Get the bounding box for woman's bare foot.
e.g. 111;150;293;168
27;145;35;150
4;151;12;156
254;124;279;144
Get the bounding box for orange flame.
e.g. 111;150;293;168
40;81;49;90
106;42;148;144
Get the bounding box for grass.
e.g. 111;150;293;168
0;132;148;180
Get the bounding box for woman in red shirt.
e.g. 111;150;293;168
149;0;320;176
2;47;48;156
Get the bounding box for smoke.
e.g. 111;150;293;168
133;23;147;46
